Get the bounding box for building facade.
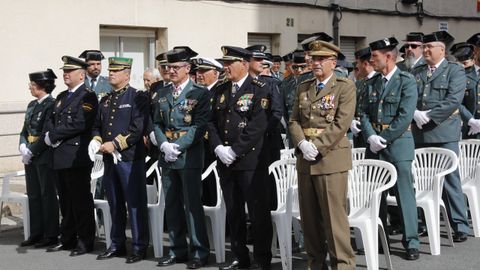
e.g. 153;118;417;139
0;0;478;172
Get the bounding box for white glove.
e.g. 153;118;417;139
367;135;387;154
215;145;236;165
468;118;480;135
88;140;101;161
298;140;318;161
19;143;31;156
350;120;362;135
160;142;181;162
413;110;431;129
111;150;122;164
44;131;52;146
149;131;158;146
21;152;33;165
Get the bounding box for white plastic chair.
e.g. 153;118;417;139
352;147;366;161
459;139;480;237
202;161;226;263
280;148;295;160
348;159;396;270
0;170;30;240
388;147;457;255
269;158;297;270
90;154;112;248
147;161;164;258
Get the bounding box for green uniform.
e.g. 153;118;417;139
19;96;59;241
459;66;480;139
361;68;420;249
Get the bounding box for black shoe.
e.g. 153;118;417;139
70;245;92;257
453;232;468;242
20;237;42;247
405;248;419;260
250;262;271;270
186;258;208;269
125;250;146;264
157;255;187;267
219;260;251;270
96;247;127;260
46;243;74;252
34;238;58;248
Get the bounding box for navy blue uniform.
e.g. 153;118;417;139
92;85;150;253
46;83;97;250
207;76;273;267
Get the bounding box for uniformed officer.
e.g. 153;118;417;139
397;33;425;72
361;37;420;260
453;43;480;139
150;52;172;92
209;46;272;270
19;69;59;248
91;57;150;264
271;55;284;80
79;50;112;99
351;47;376;148
154;46;210;269
44;56;97;256
411;31;470;242
466;33;480;75
281;51;308;147
289;40;356;270
192;57;224;206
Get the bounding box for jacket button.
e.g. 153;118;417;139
224;130;228;134
108;132;112;135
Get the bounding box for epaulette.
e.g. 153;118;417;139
447;61;463;68
399;70;414;79
252;79;266;87
299;77;316;85
216;79;229;87
192;82;208;90
85;87;94;93
336;76;350;82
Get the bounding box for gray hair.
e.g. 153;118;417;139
144;67;161;79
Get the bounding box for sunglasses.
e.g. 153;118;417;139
405;44;420;49
292;65;306;70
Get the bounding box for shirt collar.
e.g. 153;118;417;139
367;70;377;79
382;65;398;84
37;94;50;104
431;58;445;69
207;80;218;90
317;73;334;87
175;79;190;91
233;73;249;89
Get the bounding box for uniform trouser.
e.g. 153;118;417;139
56;167;95;249
162;167;209;260
25;162;59;239
219;168;273;267
379;161;420;249
202;139;217;207
298;171;355;270
416;142;470;234
104;160;149;252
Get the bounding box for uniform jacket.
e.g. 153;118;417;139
361;69;418;162
398;56;426;73
281;74;298;122
19;96;55;165
289;74;356;175
85;75;112;100
154;80;210;169
92;85;149;162
47;84;98;169
411;60;466;143
459;66;480;139
207;76;270;171
258;75;283;132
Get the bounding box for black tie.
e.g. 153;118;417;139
90;78;96;89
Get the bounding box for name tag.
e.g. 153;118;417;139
119;104;132;109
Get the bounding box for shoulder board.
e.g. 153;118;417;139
85;87;94;93
192;82;207;90
336;76;350;82
399;70;414;78
252;79;266;87
299;77;316;85
216;79;229;87
447;61;463;68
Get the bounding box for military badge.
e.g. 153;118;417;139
261;98;269;109
184;114;192;124
97;93;107;101
319;94;335;110
326;114;334;123
220;94;225;104
36;111;42;121
180;99;198;112
237;94;254;112
82;103;93;112
56;100;62;108
151;92;157;100
158;97;167;103
238;121;247;128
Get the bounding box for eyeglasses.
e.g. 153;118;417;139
167;64;188;71
292;65;306;70
405;44;420;49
